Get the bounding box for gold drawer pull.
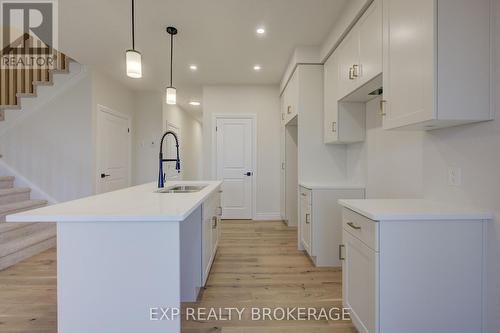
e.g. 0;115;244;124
339;244;345;261
287;106;292;114
352;64;360;78
347;222;361;230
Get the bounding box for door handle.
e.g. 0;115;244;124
100;173;111;178
244;172;253;176
305;213;311;224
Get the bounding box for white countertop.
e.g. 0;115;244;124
299;182;365;190
338;199;492;221
7;181;222;223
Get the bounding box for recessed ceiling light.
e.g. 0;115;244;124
253;65;261;71
256;27;265;35
189;65;198;70
189;101;201;106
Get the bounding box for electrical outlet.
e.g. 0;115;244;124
448;167;462;186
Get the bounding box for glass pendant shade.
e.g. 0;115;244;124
166;86;177;105
126;49;142;78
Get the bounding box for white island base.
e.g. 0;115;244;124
7;181;222;333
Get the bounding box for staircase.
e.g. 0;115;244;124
0;176;55;270
0;42;69;119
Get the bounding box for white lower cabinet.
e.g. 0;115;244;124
341;206;486;333
299;185;365;266
342;228;377;333
299;187;312;253
202;188;221;285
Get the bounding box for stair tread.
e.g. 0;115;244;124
0;188;31;197
0;224;55;258
0;200;48;216
0;222;36;233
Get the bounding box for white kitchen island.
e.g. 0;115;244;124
7;181;222;333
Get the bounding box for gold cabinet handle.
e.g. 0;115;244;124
339;244;345;261
347;222;361;230
352;64;359;78
212;216;217;229
306;213;311;224
379;99;387;116
348;67;354;80
287;106;292;114
331;121;337;133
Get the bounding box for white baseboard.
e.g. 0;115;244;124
0;159;59;204
253;213;282;221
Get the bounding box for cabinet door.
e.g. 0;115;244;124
280;93;286;126
382;0;435;129
202;216;212;285
337;29;359;99
211;216;219;253
324;52;339;143
284;70;299;124
358;0;382;86
342;230;377;333
300;195;312;255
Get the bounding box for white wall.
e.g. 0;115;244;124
345;2;500;330
91;70;136;192
133;91;163;185
163;103;203;181
0;63;93;202
347;97;424;198
202;85;281;219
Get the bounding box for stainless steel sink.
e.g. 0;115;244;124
156;185;207;193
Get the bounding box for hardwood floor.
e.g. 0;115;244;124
182;220;356;333
0;248;56;333
0;220;355;333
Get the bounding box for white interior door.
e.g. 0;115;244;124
216;117;254;219
165;122;182;180
96;105;131;194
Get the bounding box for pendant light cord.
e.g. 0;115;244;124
170;33;173;87
131;0;135;50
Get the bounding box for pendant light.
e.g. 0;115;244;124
166;26;178;105
126;0;142;78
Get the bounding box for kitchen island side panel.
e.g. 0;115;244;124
57;220;181;333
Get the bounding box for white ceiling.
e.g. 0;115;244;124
59;0;347;116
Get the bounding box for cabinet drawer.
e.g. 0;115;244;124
343;208;379;251
299;186;312;205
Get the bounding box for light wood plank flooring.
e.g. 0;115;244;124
0;220;355;333
182;220;356;332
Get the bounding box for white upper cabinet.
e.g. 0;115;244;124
337;30;360;99
357;0;382;87
382;0;493;130
324;52;340;143
323;0;380;144
337;0;382;99
283;70;299;125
